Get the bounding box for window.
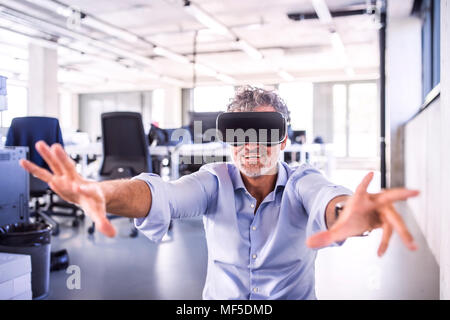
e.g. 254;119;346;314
348;83;379;158
278;82;313;141
415;0;440;100
193;85;235;112
1;84;27;128
332;82;379;158
333;84;347;157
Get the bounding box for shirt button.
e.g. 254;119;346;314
252;226;256;231
253;287;258;293
250;204;255;208
252;254;257;259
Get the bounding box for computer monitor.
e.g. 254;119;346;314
291;130;306;144
0;147;29;227
188;111;223;143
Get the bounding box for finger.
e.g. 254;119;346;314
53;143;78;179
377;223;393;257
19;159;53;183
35;141;64;175
355;172;374;195
306;230;336;249
74;184;116;238
376;188;420;204
382;205;418;251
96;218;117;238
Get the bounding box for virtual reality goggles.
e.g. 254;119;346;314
216;112;287;146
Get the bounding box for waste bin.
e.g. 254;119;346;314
0;222;51;299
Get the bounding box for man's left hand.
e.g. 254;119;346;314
306;172;420;256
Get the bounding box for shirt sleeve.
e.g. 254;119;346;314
293;165;353;244
132;169;218;242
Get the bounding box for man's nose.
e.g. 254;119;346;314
244;143;259;151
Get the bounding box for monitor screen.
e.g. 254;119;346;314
188;111;223;143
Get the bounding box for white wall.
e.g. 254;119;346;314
405;99;441;264
439;0;450;300
386;15;422;188
405;0;450;300
79;91;149;140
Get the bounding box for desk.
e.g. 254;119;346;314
65;142;334;180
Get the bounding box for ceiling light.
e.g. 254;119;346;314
83;17;140;43
160;76;186;87
153;46;190;64
194;63;217;77
24;0;140;43
278;70;295;81
235;39;263;60
311;0;333;24
330;32;347;61
215;73;235;84
184;1;234;38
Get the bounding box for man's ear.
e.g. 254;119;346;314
280;136;288;150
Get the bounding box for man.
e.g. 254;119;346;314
20;86;419;300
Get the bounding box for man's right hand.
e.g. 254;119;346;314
20;141;116;237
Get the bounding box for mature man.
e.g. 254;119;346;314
20;87;419;300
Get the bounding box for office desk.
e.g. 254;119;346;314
65;143;334;180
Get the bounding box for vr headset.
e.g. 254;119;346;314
216;112;287;146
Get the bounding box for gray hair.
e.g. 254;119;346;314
226;86;291;123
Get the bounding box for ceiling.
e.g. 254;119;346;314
0;0;382;93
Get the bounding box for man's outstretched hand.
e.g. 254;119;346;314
306;172;420;256
20;141;116;237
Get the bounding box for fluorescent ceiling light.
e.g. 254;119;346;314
278;70;295;81
236;39;263;60
215;73;235;84
194;63;217;77
160;76;186;87
184;1;234;38
24;0;140;43
330;32;347;62
82;17;139;43
153;46;190;64
311;0;333;24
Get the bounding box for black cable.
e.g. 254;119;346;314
192;30;198;89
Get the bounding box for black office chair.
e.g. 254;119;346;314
5;117;85;236
87;112;152;238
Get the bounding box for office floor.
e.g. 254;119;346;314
47;169;439;300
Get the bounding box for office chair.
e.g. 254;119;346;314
5;117;85;236
148;124;193;176
87;112;152;238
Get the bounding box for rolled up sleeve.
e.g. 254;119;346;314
294;165;353;242
132;170;217;242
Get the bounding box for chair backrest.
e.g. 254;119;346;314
148;124;168;146
99;112;152;179
5;116;64;171
5;117;64;193
148;124;192;146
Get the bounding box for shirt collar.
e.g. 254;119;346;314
230;162;287;192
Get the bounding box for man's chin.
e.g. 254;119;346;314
239;164;277;178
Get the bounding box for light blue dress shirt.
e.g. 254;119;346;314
133;161;352;300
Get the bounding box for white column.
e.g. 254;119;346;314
27;43;59;117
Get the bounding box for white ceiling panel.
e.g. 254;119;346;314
0;0;383;92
